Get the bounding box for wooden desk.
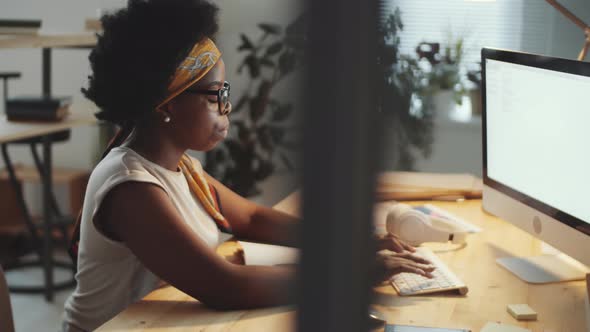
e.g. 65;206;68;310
98;196;588;332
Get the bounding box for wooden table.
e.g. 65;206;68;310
97;194;588;332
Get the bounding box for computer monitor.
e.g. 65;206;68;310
482;48;590;283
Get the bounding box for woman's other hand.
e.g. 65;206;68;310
376;233;416;253
374;251;435;283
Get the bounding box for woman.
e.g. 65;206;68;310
63;0;434;331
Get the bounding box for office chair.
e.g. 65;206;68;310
0;265;16;332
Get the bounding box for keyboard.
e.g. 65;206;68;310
390;247;468;296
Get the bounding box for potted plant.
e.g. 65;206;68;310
207;8;433;182
416;37;465;119
204;15;306;197
378;9;434;170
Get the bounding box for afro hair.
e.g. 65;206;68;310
82;0;219;125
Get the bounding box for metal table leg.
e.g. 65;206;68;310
41;135;54;301
42;47;51;97
1;139;76;301
1;144;44;257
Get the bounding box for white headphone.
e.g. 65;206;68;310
385;203;469;246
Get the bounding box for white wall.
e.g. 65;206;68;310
216;0;303;106
214;0;303;205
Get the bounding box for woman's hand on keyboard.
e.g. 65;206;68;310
375;251;435;283
376;233;416;253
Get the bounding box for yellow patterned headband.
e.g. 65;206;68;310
157;37;222;110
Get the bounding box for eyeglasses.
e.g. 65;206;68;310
184;81;231;116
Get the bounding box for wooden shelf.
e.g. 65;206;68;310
0;165;90;233
0;164;89;184
0;33;96;49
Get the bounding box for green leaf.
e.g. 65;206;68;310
224;139;242;156
232;121;250;143
278;51;297;76
285;13;307;50
214;149;226;163
268;125;285;144
254;158;275;180
279;152;294;170
271;104;293;122
257;80;273;98
285;13;306;35
256;125;273;152
280;140;299;151
204;150;218;173
265;42;283;56
260;58;275;67
249;97;267;123
244;55;260;78
238;34;254;51
231;95;248;114
258;23;282;35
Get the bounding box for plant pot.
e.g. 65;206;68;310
469;89;482;116
430;90;457;120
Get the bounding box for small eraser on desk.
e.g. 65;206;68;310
507;304;537;321
481;322;531;332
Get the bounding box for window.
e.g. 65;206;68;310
384;0;553;73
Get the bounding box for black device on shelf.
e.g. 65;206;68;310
6;96;71;122
0;19;41;35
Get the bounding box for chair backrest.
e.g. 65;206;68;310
0;265;15;332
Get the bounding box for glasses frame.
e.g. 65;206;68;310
184;81;231;115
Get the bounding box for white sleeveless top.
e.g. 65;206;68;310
63;146;223;331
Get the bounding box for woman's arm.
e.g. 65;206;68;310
204;172;300;247
96;181;296;310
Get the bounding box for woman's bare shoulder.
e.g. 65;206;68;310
94;181;169;241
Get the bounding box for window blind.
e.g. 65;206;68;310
382;0;554;73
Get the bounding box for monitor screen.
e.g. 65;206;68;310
483;49;590;237
485;58;590;225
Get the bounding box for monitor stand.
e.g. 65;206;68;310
497;247;590;284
